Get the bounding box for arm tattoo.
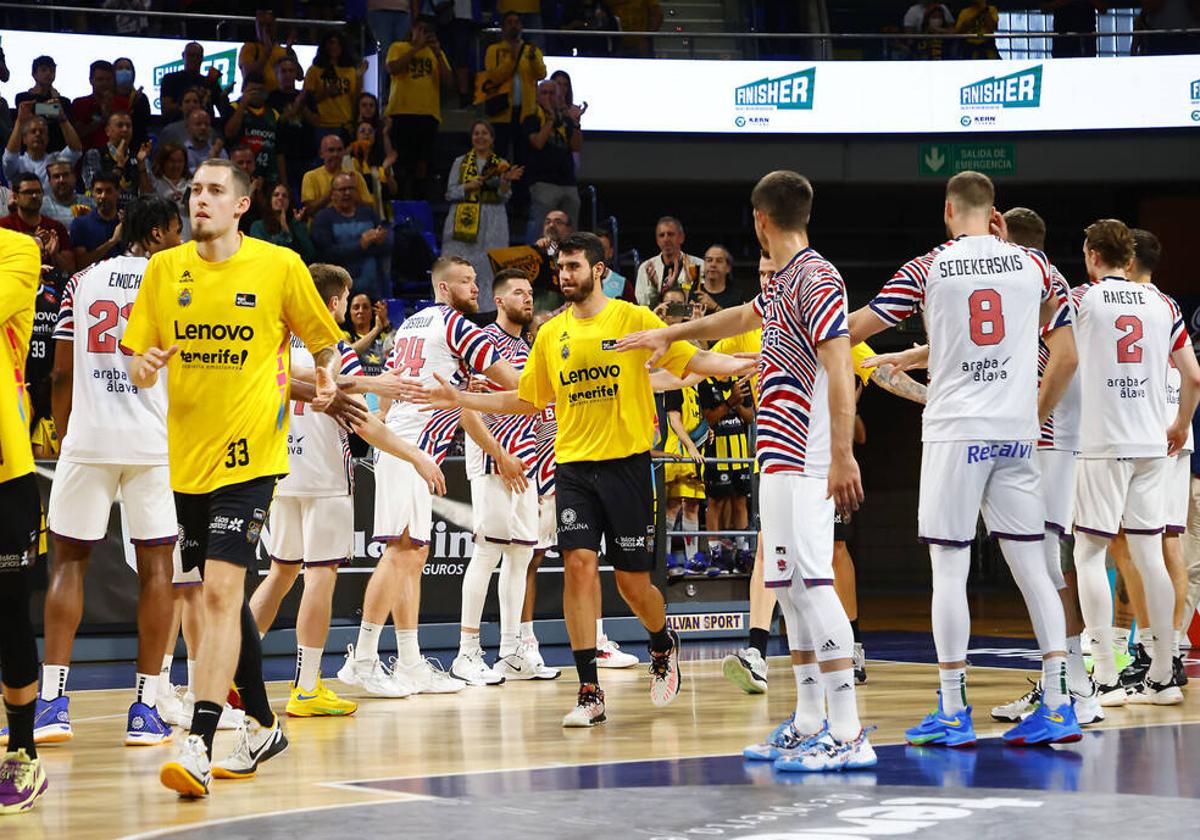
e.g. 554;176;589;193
869;363;928;405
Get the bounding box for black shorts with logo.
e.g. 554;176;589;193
0;473;40;572
555;451;654;572
834;509;851;543
174;475;278;574
704;466;752;499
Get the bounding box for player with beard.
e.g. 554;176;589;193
404;232;755;726
338;256;528;697
452;269;560;684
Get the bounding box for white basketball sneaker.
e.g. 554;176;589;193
722;648;768;694
450;649;506;686
394;658;465;694
1071;680;1105;725
521;637;562;679
597;637;640;669
336;644;413;698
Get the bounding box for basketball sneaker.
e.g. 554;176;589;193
1071;680;1105;726
1002;701;1082;745
286;680;358;717
0;749;48;813
667;552;685;578
212;715;289;779
743;715;819;761
450;649;506;686
158;690;245;730
157;683;188;728
905;693;977;747
722;648;768;694
1118;643;1150;688
521;639;562;679
336;645;412;698
1171;655;1188;687
597;637;640;669
394;657;465;694
1096;679;1128;707
649;628;682;707
1125;676;1184;705
853;643;867;685
125;702;173;746
0;696;71;746
685;552;710;576
990;679;1042;722
775;727;877;773
495;645;557;680
159;734;211;798
562;684;606;727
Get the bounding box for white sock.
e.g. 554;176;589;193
186;660;196;693
461;539;503;629
820;667;861;742
1065;635;1090;694
134;672;158;708
595;617;605;642
792;662;823;735
459;629;481;655
41;665;69;702
520;621;536;643
1173;630;1182;658
355;621;383;661
1135;627;1153;647
1113;626;1130;653
498;545;533;657
940;667;967;714
160;653;173;684
296;645;322;692
396;628;421;667
682;509;699;557
1041;655;1068;708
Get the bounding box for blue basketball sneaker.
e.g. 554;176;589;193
667;552;686;578
0;696;71;746
743;714;817;760
125;702;174;746
775;726;878;772
685;552;710;576
905;693;976;747
1001;700;1082;745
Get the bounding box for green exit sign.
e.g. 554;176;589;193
919;143;1016;176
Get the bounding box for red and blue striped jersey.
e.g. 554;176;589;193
466;323;539;479
534;404;557;496
384;304;501;465
1037;267;1080;451
751;247;850;476
867;235;1056;443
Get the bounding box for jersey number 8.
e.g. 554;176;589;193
967;289;1005;347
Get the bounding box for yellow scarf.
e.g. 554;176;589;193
452;149;507;243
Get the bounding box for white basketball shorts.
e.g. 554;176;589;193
470;474;538;546
267;495;354;566
373;451;433;546
536;493;557;550
1075;456;1169;538
48;460;177;545
759;472;834;589
918;440;1044;546
1036;448;1077;537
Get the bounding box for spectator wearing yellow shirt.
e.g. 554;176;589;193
304;32;364;141
954;0;1000;59
498;0;545;45
239;9;293;95
481;12;547;165
609;0;664;57
301;133;373;217
385;16;452;201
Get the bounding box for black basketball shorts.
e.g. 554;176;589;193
174;475;279;574
555;451;655;572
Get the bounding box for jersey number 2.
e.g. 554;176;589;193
967;289;1005;346
390;337;426;376
86;300;135;355
1115;315;1143;363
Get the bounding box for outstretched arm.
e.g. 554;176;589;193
616;302;761;366
398;373;540;415
683;349;757;380
847;306;893;346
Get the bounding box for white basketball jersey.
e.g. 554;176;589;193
465;322;538;481
1074;278;1188;458
868;235;1055;443
1166;359;1195;453
53;254;168;464
383;304;501;460
276;339;362;497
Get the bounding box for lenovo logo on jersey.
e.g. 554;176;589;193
960;65;1042;109
173;322;255;341
559;364;620;385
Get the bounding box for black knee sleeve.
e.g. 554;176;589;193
0;566;40;689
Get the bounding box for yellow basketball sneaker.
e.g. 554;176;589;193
286;679;358;717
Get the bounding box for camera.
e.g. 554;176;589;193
665;302;690;318
34;101;63;120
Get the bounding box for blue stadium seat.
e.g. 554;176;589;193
392;200;440;256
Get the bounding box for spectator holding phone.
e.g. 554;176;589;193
311;171;394;300
14;56;73;153
481;12;547;163
523;80;582;243
4;101;83;193
385;15;453;201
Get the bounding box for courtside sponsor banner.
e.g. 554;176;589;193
666;612;746;634
0;31;317;114
545;54;1200;134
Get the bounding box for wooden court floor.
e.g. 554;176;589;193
10;654;1200;840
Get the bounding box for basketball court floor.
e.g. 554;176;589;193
15;628;1200;839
